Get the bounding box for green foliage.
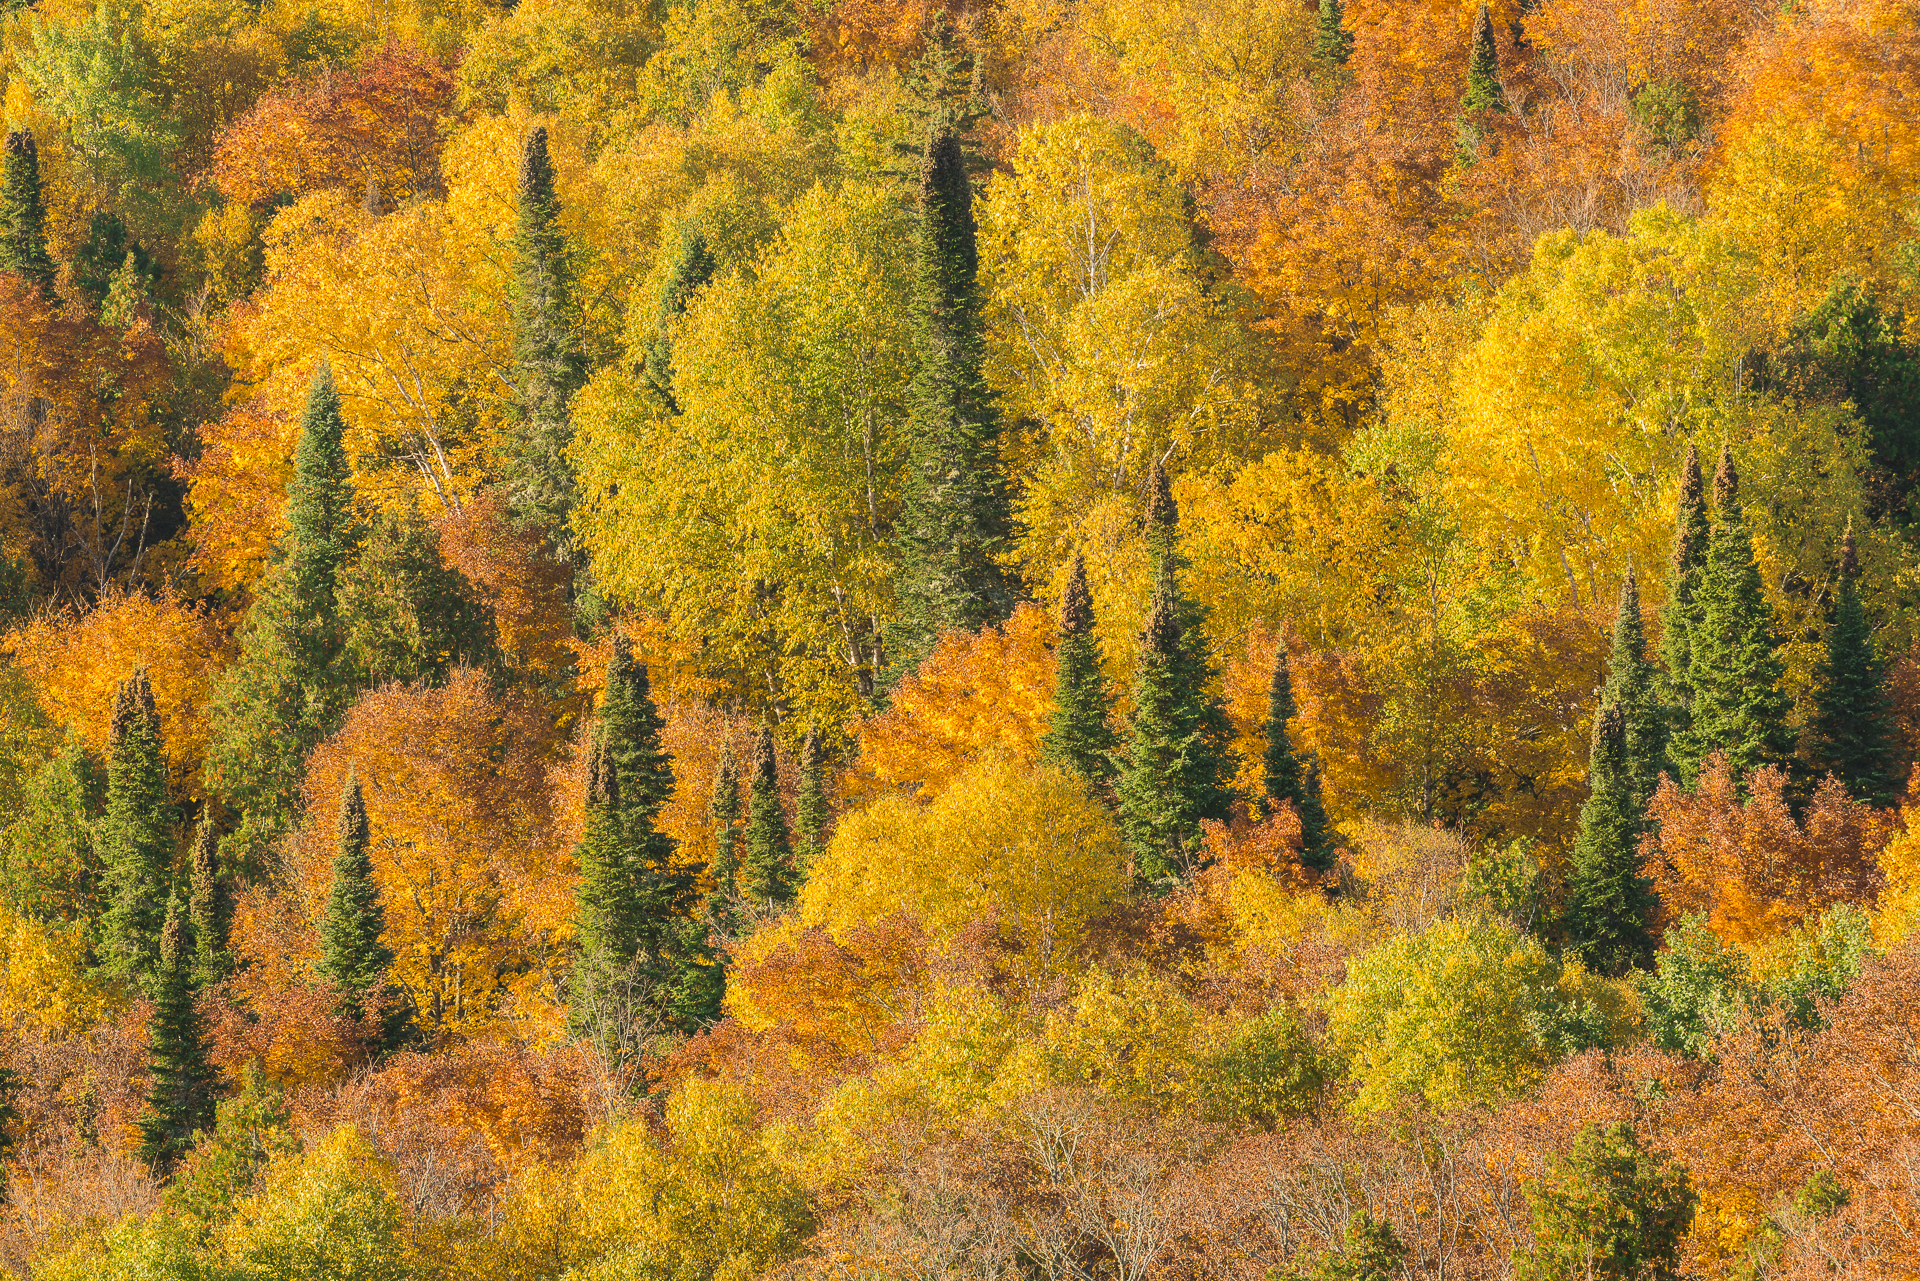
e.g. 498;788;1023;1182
1281;1213;1407;1281
187;817;231;989
891;126;1014;666
1518;1122;1695;1281
72;211;158;308
1311;0;1355;69
1628;83;1702;148
1762;902;1875;1032
741;725;795;910
97;670;176;990
1040;553;1117;790
1636;915;1745;1058
1460;838;1545;934
316;771;393;1021
138;895;217;1177
644;221;717;413
1776;278;1920;494
3;735;103;926
1460;6;1506;117
1807;530;1898;806
1659;443;1712;713
1195;1006;1323;1129
507;125;584;545
1564;703;1658;976
164;1063;298;1228
336;509;496;688
222;1126;414;1281
795;727;828;877
1263;640;1335;873
706;738;744;939
1;130;55;286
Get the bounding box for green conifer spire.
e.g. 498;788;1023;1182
572;729;633;972
1659;442;1711;710
188;816;232;989
795;728;829;876
138;892;217;1177
316;770;392;1020
644;222;716;414
1808;527;1899;806
892;125;1014;668
1040;553;1117;788
507;125;584;545
1263;639;1336;873
1311;0;1355;68
1675;449;1794;784
97;670;176;990
1460;5;1506;115
706;737;744;937
1606;568;1670;808
740;726;796;909
599;637;675;824
1565;704;1659;977
0;130;54;287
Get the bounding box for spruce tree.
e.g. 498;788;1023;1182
1040;552;1117;789
137;894;216;1177
1674;449;1794;783
0;130;54;287
187;816;232;989
1311;0;1355;69
96;670;176;990
1658;442;1711;712
795;727;829;877
316;771;393;1022
644;222;716;414
570;730;636;1029
1563;704;1658;975
892;125;1014;668
507;126;584;544
740;727;796;909
1460;5;1506;115
1808;528;1899;807
1606;569;1670;808
1263;640;1335;874
706;738;744;938
599;638;676;825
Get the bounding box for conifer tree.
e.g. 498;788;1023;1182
740;727;796;909
570;730;637;1031
137;894;216;1177
1311;0;1354;68
1658;443;1711;713
1674;449;1794;783
599;638;676;825
507;126;584;544
1263;640;1335;873
706;738;744;938
5;736;103;926
795;728;829;876
1605;569;1670;808
1808;528;1899;807
1460;5;1506;115
1563;703;1658;975
187;816;232;988
892;124;1014;667
0;130;53;287
316;771;392;1022
1040;553;1117;789
97;670;175;990
644;222;716;414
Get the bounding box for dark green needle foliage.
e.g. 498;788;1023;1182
1311;0;1355;69
1279;1212;1406;1281
1461;5;1506;115
4;736;103;926
97;670;176;991
1674;449;1794;785
892;124;1015;669
570;730;634;1027
0;129;53;287
162;1062;297;1225
1659;442;1711;715
336;508;496;688
1564;703;1658;975
1605;569;1671;808
644;221;716;414
1518;1122;1695;1281
187;816;232;989
508;125;585;545
706;737;744;939
1040;553;1116;790
795;728;829;878
1808;528;1899;806
741;726;796;910
137;894;217;1178
316;771;393;1022
1264;639;1336;874
599;637;676;825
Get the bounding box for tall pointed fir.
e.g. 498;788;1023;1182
570;729;636;1031
1041;553;1117;789
1808;528;1899;806
1455;4;1506;161
316;771;392;1024
0;130;54;287
741;727;797;910
1311;0;1354;69
1605;568;1670;807
706;738;744;939
644;221;716;414
208;363;357;874
97;670;175;990
795;728;829;877
187;816;232;989
1674;449;1794;783
137;893;216;1176
1658;443;1711;716
1263;640;1335;874
507;126;584;546
1116;465;1236;884
1563;703;1658;975
892;124;1015;668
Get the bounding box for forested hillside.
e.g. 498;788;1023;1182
2;0;1919;1275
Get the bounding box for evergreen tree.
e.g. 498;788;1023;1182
0;129;53;287
1563;704;1658;975
1311;0;1354;69
507;126;584;545
187;816;232;989
1263;640;1335;874
1518;1122;1695;1281
599;637;676;824
137;894;216;1177
1674;450;1794;783
1605;569;1670;808
1808;528;1900;806
795;727;829;877
1040;552;1117;789
1658;442;1711;712
892;124;1015;667
644;222;716;414
208;363;358;874
2;736;103;926
706;738;744;938
316;770;393;1022
570;729;635;1026
96;670;176;990
1460;5;1506;115
740;726;796;909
